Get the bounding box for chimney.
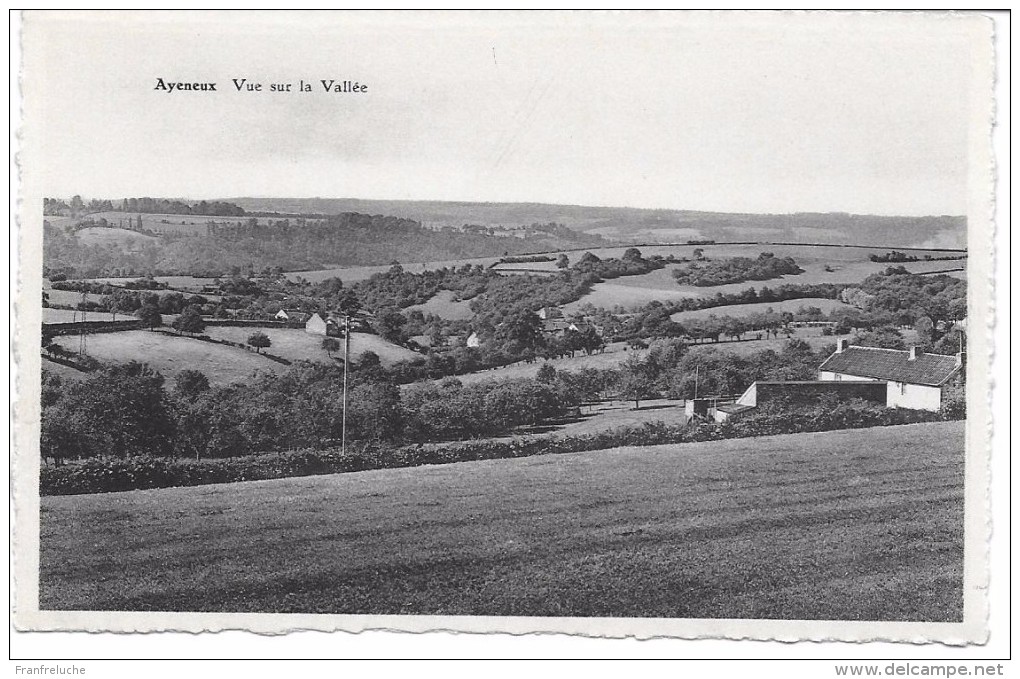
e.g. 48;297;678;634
836;338;848;353
908;346;922;361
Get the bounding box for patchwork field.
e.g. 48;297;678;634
509;243;969;313
39;421;964;620
202;327;421;366
51;330;279;385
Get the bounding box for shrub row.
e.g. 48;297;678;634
40;401;960;496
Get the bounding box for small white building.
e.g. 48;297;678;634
466;331;481;348
818;339;963;411
305;313;328;336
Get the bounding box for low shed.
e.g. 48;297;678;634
713;379;887;423
736;380;887;408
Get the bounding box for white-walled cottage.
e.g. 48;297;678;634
818;339;963;411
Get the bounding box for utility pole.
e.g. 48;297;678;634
341;314;352;456
77;290;89;356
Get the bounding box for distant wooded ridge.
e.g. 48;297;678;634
45;194;967;250
222;197;967;250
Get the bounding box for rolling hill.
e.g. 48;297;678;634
227;197;967;250
40;421;964;620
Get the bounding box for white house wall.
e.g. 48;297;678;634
886;381;942;411
736;383;757;407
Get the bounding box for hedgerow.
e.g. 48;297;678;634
40;400;960;496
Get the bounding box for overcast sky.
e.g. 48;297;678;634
25;11;986;215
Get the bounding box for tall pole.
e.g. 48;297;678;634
341;314;351;455
78;290;89;356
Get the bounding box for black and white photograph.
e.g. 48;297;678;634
11;10;1000;651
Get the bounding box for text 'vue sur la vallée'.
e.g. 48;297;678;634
153;78;367;93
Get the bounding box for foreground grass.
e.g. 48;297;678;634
40;421;964;620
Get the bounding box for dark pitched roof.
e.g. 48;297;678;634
819;346;961;387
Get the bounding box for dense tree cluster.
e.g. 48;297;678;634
498;255;556;264
856;267;966;326
40;361;577;463
672;252;802;286
348;263;495;313
44;210;608;279
115;198;247;216
571;248;666;279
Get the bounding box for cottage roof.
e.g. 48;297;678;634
819;346;961;387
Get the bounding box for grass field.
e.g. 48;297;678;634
202;327;420;366
51;330;278;385
497;398;688;440
75;227;158;249
670;298;851;322
39;421;964;619
404;290;475;320
286;256;502;284
43;308;135;324
84;275;219;292
42;284;90;308
450;342;634;386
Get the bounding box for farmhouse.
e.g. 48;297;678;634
818;339;963;411
708;339;963;422
275;308;310;323
536;306;563;320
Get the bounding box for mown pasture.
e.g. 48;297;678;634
403;289;475;321
669;297;851;322
43;308;134;324
201;327;420;366
286;256;502;284
74;227;158;249
51;330;279;386
39;421;964;620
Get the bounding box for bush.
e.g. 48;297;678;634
40;401;958;495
